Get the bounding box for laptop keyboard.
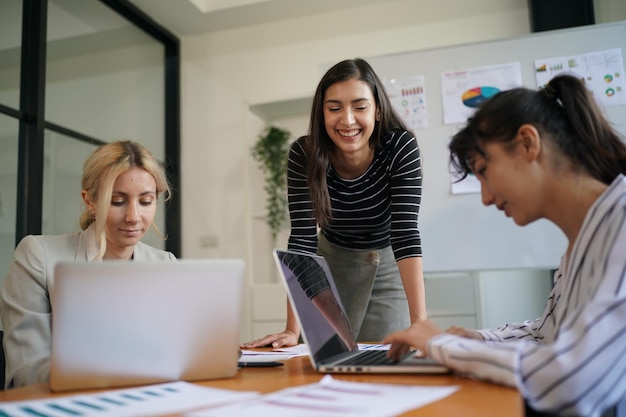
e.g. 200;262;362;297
336;349;399;366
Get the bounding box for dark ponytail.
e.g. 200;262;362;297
545;75;626;184
449;74;626;184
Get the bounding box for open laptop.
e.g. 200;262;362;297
273;249;448;374
50;259;245;391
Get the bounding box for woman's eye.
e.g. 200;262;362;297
111;201;125;207
140;200;154;206
327;107;340;112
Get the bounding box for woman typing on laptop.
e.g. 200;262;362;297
384;75;626;417
0;140;176;389
242;58;427;349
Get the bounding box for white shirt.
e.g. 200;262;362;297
427;174;626;417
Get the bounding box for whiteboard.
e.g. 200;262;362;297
365;21;626;273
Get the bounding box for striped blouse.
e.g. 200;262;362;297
286;129;423;261
427;174;626;417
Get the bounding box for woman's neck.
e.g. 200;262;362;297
103;246;135;260
546;173;608;247
330;147;375;179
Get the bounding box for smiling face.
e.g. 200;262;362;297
323;78;379;160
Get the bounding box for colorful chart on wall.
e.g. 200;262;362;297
383;75;429;130
461;86;500;108
441;62;522;125
364;22;625;272
534;48;625;107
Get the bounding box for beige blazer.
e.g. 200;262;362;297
0;225;176;388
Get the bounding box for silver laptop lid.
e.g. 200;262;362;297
273;250;358;365
50;259;245;391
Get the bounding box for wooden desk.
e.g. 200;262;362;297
0;356;523;416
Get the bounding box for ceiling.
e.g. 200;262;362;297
126;0;393;37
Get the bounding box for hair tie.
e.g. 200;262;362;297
539;83;563;107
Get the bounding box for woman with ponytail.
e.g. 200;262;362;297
384;74;626;417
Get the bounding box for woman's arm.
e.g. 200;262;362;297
0;236;52;388
397;256;427;322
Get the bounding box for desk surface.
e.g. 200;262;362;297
0;356;523;416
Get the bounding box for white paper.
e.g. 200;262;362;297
441;62;522;125
239;351;293;362
534;48;626;106
0;381;259;417
188;375;459;417
272;343;311;356
383;75;429;129
240;343;310;361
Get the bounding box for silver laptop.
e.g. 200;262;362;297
273;249;448;374
50;259;245;391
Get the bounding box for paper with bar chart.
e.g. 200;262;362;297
534;48;625;106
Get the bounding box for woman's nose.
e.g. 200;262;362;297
481;184;495;206
341;109;355;125
125;202;140;222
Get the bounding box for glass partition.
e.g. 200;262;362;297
41;132;97;235
0;115;19;287
0;0;22;110
46;0;165;160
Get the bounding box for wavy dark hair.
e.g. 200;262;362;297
305;58;409;226
449;74;626;185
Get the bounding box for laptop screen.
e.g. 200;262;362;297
274;250;358;363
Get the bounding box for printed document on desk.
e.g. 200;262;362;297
0;381;259;417
188;375;459;417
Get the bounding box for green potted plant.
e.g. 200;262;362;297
251;126;291;242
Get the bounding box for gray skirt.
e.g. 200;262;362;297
317;234;410;342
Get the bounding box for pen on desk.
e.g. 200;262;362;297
238;361;284;368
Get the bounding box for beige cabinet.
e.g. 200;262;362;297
424;272;480;330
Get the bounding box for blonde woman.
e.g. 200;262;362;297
0;140;176;389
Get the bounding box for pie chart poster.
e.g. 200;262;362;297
441;62;522;125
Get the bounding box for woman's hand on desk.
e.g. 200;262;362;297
240;330;299;349
383;319;443;361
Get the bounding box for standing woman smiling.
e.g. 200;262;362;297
0;140;176;388
243;58;426;348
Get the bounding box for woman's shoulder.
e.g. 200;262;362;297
16;232;79;253
382;129;418;152
288;136;309;163
388;128;416;143
13;232;82;269
291;136;308;152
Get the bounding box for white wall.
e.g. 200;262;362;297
177;1;625;339
179;0;531;258
180;1;534;340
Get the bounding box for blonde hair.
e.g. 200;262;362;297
79;140;171;259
